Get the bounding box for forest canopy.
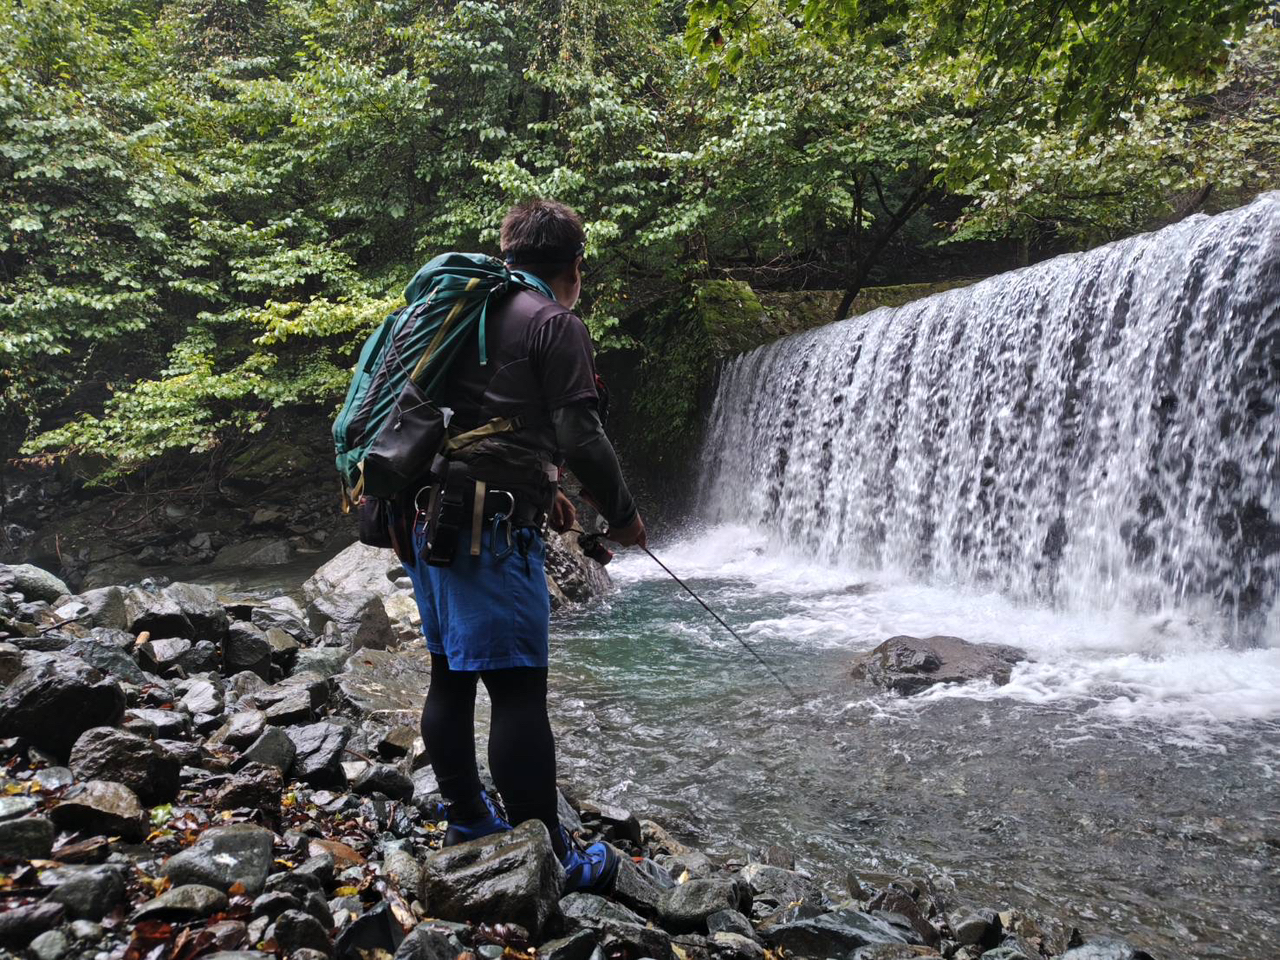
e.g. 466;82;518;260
2;0;1277;477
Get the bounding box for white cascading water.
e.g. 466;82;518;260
701;193;1280;647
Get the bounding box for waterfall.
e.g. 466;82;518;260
701;193;1280;645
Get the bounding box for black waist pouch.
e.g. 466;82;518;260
362;378;449;499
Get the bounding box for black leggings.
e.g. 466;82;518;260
420;653;560;834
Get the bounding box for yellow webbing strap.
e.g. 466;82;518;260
410;277;481;383
470;479;486;557
444;416;519;454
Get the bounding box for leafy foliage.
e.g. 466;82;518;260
1;0;1275;478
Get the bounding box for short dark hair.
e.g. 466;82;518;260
500;199;586;281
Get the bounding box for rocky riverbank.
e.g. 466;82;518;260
0;559;1156;960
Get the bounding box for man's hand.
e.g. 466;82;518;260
550;490;577;533
608;512;647;549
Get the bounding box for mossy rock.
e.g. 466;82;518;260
693;280;768;357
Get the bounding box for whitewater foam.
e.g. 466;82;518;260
611;524;1280;727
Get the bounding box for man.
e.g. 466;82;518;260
399;199;645;893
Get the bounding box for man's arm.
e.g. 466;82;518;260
533;312;646;546
552;402;637;530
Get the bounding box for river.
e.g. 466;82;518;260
544;523;1279;960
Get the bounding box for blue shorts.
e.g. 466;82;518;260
401;521;551;671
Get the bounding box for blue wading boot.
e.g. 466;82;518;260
558;826;620;893
442;789;512;847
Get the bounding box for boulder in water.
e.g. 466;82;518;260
850;635;1027;695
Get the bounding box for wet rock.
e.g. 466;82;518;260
850;635;1027;695
137;636;193;676
307;590;393;653
181;639;221;674
267;909;332;956
561;894;673;959
419;819;564;937
393;922;470;960
304;542;401;601
261;689;314;726
0;796;36;820
0;815;54;858
762;908;910;957
8;563;70;603
384;847;422;895
205;952;273;960
294;647;351;678
179;677;225;716
126;707;193;740
951;906;1001;947
294;852;336;885
868;888;939;947
0;655;125;756
251;598;315;643
354;763;414;801
212;709;267;749
214;538;295;568
75;586;129;630
33;766;73;790
132;884;230;922
163;823;275;895
68;726;181;804
1062;937;1156;960
43;864;128;920
213;762;283;818
738;863;824;908
612;854;667;917
65;638;150;686
580;799;643;845
707;909;762;943
287;721;351;786
560;892;648;926
29;929;70;960
166;582;232;639
539;929;600;960
236;726;296;774
709;932;766;960
337;648;430;723
264;627;300;669
662;878;749;933
544;530;612;604
51;780;147;841
252;890;303;921
224;621;273;680
334;902;406;959
849;947;940;959
0;900;64;946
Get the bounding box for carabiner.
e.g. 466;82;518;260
490;512;515;561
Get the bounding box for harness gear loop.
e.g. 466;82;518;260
489;490;516;561
470;479;487;557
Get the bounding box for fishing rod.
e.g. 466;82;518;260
570;509;798;698
638;543;799;700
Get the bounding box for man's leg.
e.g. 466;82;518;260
420;652;488;820
479;667;559;833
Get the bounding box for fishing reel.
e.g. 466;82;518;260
576;531;614;566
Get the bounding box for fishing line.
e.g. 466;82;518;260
640;545;799;699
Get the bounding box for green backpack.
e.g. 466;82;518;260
332;252;541;499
